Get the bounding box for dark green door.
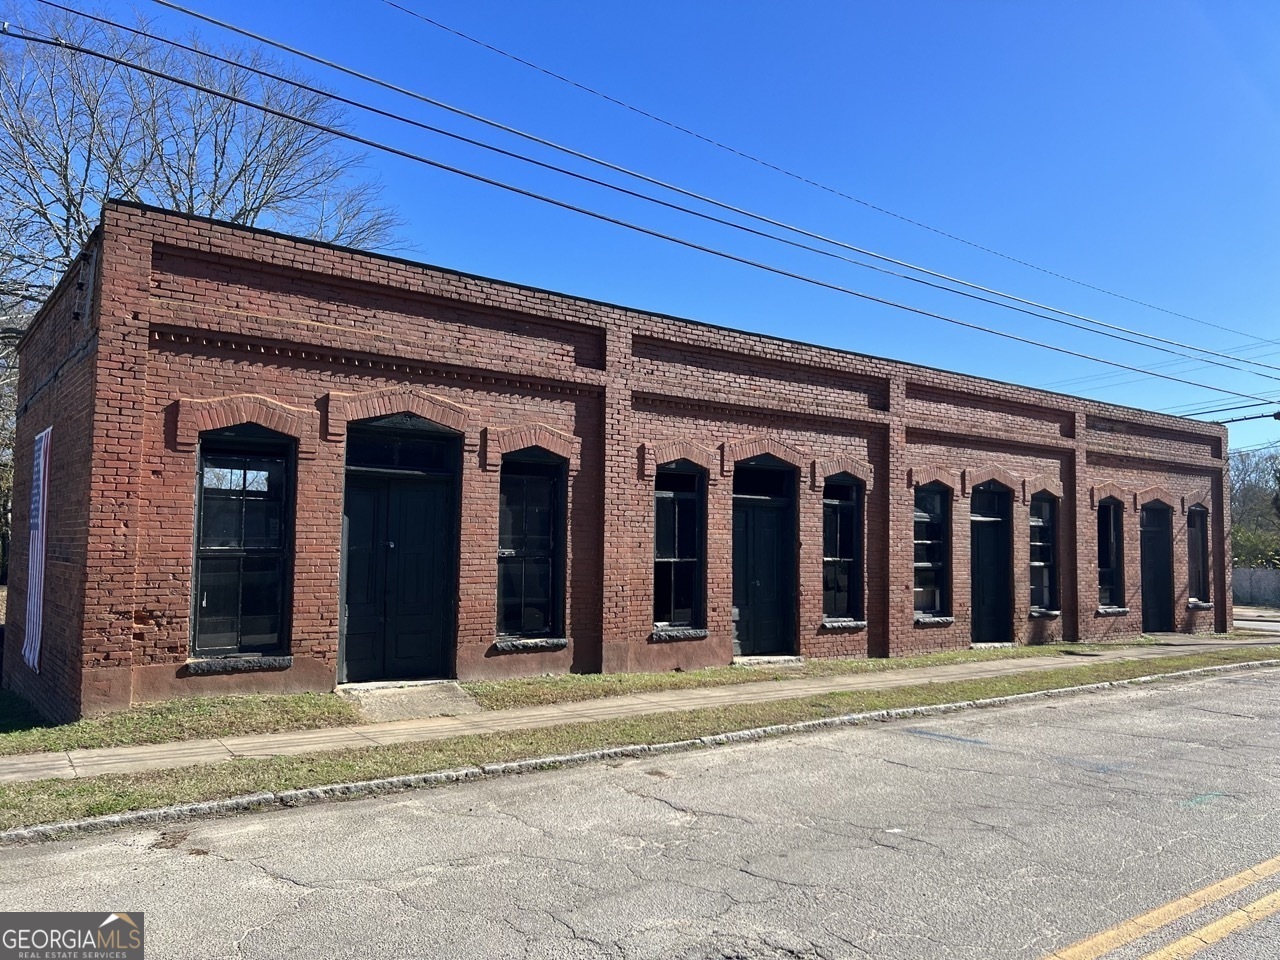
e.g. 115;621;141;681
342;476;454;681
1140;505;1174;632
732;498;795;655
970;486;1012;644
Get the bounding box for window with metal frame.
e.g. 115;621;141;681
194;425;293;657
913;483;949;616
1097;497;1125;607
498;455;565;637
1030;493;1059;611
823;477;864;620
653;465;705;628
1188;507;1210;602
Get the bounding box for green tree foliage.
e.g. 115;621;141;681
1230;448;1280;569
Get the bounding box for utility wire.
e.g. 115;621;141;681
1173;396;1280;418
3;21;1273;409
42;4;1280;388
378;0;1260;342
145;0;1280;378
1218;411;1280;425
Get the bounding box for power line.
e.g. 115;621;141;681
3;21;1274;410
378;0;1261;342
1173;396;1280;419
39;4;1280;389
144;0;1280;381
1219;412;1280;425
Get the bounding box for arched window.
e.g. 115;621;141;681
823;475;864;621
653;461;706;629
1097;497;1125;608
1188;507;1210;602
194;423;294;656
498;448;566;638
914;483;950;617
1030;493;1059;612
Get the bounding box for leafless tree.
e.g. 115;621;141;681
0;2;402;577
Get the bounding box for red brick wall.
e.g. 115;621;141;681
2;244;102;722
11;202;1233;718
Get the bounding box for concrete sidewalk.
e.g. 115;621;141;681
1;639;1276;786
1236;605;1280;623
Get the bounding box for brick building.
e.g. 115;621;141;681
2;202;1230;721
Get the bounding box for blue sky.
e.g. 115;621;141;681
105;1;1280;450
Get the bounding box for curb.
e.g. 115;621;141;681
3;658;1278;845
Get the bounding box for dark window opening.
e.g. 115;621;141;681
1188;507;1210;602
823;477;864;620
914;483;950;616
1030;494;1059;611
732;457;795;498
194;425;293;657
1098;498;1125;607
498;455;565;638
347;414;457;474
653;463;706;628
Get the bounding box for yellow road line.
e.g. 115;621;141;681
1045;854;1280;960
1138;887;1280;959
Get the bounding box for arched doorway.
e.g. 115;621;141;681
1140;502;1174;632
341;413;461;682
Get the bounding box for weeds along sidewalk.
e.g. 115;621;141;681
0;640;1274;788
1;644;1279;837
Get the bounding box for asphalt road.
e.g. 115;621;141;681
4;669;1280;959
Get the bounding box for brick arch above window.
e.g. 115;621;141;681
1137;485;1179;511
962;466;1024;501
324;386;470;441
484;423;579;470
907;466;960;498
720;437;807;477
642;440;718;481
1089;480;1130;510
175;394;318;459
1027;476;1064;500
811;455;874;492
1184;488;1212;515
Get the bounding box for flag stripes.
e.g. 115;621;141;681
22;427;52;672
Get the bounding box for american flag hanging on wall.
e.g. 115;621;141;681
22;427;52;672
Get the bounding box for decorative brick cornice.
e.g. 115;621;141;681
962;466;1023;500
1136;484;1178;510
811;456;874;492
484;423;579;469
175;394;318;458
907;465;960;497
720;437;807;476
324;385;469;441
1089;480;1130;510
642;440;718;480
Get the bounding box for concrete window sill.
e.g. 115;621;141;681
820;619;867;631
913;615;955;627
1187;600;1214;611
1095;606;1130;617
185;655;293;675
493;637;569;653
1029;609;1061;620
650;627;709;642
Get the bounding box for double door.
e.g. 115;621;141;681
342;476;454;682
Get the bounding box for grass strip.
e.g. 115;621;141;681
459;642;1163;709
1;647;1275;833
0;643;1149;755
0;692;362;757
